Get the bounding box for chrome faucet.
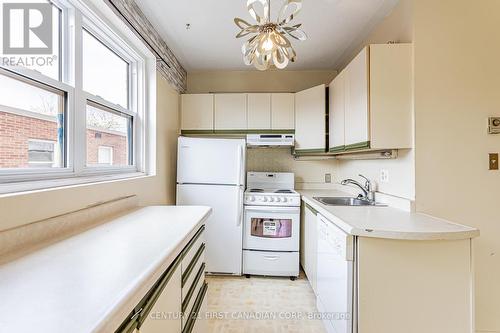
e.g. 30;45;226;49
341;174;375;202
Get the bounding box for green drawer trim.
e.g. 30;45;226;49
244;129;295;134
182;129;295;135
293;148;326;156
136;255;183;328
181;130;215;135
215;129;295;135
345;141;371;151
305;203;318;216
329;145;346;153
181;225;205;260
182;263;206;313
182;283;208;333
120;225;205;331
182;243;205;287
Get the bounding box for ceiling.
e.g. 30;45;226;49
136;0;400;72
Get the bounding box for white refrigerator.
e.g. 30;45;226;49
176;137;245;275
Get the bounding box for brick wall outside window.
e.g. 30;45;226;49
0;111;128;168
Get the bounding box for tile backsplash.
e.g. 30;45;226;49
246;148;338;189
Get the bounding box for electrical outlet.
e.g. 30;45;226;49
490;153;499;170
380;169;389;183
325;173;332;183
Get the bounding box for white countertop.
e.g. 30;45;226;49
300;190;479;240
0;205;211;333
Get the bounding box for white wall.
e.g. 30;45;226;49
0;75;180;232
413;0;500;331
335;0;415;199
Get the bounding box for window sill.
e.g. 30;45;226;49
0;172;151;197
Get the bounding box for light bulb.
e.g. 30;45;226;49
263;35;274;51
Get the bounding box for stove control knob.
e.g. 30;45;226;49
269;197;275;202
282;197;287;202
249;196;255;202
263;197;268;202
276;197;281;202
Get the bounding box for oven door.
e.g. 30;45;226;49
243;206;300;252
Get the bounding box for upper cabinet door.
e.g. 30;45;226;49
271;93;295;130
247;93;271;130
345;47;369;148
181;94;214;131
295;84;326;152
329;71;346;152
214;94;247;130
369;44;413;149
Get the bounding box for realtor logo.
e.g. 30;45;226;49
2;3;52;54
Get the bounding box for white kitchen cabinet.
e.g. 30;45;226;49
247;93;271;130
116;226;207;333
181;94;214;132
271;93;295;130
214;93;247;131
345;47;370;148
295;84;326;153
139;264;182;333
301;202;318;295
306;204;474;333
330;44;413;152
329;70;346;152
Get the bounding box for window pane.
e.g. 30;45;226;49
0;72;65;169
0;1;61;80
83;30;129;108
86;103;131;167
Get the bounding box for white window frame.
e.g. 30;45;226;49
0;0;156;194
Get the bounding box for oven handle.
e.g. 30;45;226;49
244;206;300;214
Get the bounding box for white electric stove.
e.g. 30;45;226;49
243;172;300;279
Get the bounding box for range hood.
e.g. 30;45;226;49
246;134;295;147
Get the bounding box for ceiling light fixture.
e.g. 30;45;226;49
234;0;307;71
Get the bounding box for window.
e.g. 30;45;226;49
82;29;129;108
86;102;132;167
97;146;113;165
0;0;156;193
0;71;65;169
28;140;56;168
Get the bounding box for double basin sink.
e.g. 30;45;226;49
313;197;387;207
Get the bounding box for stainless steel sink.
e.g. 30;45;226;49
313;197;387;207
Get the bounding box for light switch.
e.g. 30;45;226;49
489;153;499;170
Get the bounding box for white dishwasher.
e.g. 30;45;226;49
316;213;355;333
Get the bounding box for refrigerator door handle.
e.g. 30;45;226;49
236;144;243;186
236;188;243;227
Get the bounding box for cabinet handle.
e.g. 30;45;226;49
264;256;279;261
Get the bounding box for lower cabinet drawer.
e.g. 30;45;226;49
182;251;204;296
139;264;182;333
183;283;208;333
190;288;207;333
243;250;299;277
182;263;205;329
182;229;205;274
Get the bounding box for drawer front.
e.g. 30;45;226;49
182;263;205;328
183;283;208;333
182;243;205;289
182;228;205;274
243;250;299;277
182;250;204;296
